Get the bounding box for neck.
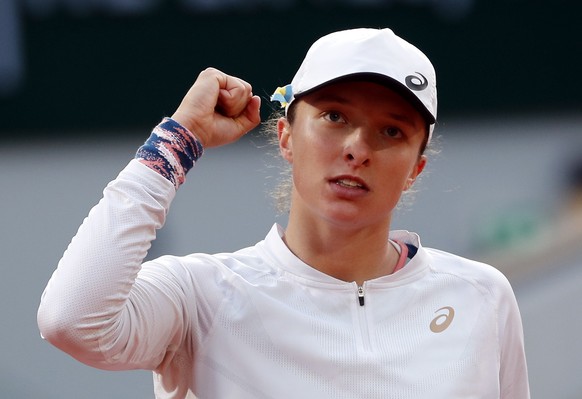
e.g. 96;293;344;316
283;212;399;286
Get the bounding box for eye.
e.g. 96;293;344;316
323;111;345;123
383;126;403;138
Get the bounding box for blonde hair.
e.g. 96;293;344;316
261;109;293;214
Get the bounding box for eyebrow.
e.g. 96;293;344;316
308;92;419;129
385;111;418;129
308;92;352;106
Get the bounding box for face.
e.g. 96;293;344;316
278;80;427;232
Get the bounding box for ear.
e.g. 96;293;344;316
278;117;293;164
404;155;427;191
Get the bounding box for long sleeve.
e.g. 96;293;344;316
37;118;203;371
38;160;177;368
498;277;531;398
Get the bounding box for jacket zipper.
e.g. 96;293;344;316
357;285;365;306
355;283;372;352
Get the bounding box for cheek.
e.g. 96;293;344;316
381;155;418;189
289;137;333;194
293;125;337;165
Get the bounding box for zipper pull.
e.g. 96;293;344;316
357;286;365;306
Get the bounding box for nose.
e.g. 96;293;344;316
344;128;371;167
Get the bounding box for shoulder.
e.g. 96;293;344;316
134;245;278;319
136;225;285;299
424;247;516;300
139;242;278;290
392;230;512;289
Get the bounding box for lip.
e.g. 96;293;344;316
328;175;370;196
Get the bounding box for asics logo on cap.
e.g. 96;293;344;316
405;72;428;91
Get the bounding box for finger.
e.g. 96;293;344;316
216;76;253;117
235;95;261;132
172;69;220;122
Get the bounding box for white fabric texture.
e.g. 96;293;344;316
37;160;529;399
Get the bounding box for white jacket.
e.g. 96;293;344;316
38;160;530;399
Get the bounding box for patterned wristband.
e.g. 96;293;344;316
135;118;204;189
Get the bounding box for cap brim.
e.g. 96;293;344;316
294;72;435;125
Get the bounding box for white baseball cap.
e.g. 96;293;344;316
272;28;437;141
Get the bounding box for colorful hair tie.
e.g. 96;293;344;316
270;84;293;108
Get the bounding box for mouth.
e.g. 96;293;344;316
331;176;369;191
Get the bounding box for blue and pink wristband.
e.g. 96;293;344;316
135;118;203;189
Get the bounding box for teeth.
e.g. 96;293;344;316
337;179;363;188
